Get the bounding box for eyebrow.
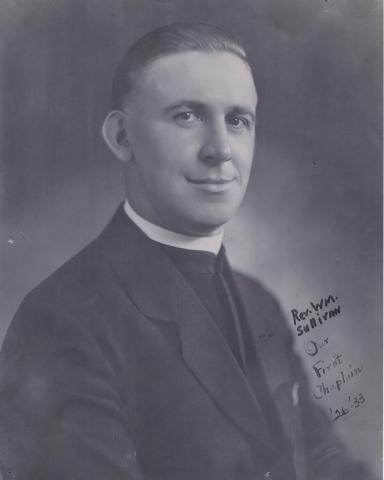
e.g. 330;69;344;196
163;100;257;122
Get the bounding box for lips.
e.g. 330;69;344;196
186;176;236;193
187;177;235;184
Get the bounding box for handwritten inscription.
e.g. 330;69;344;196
313;364;363;399
293;291;367;424
312;353;343;378
305;336;366;418
291;294;341;336
304;337;329;356
329;393;366;422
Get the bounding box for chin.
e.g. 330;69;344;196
167;198;242;236
185;211;236;236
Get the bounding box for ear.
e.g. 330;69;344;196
101;110;133;162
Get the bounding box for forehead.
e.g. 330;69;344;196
131;51;257;110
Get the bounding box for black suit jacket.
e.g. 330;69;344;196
0;206;369;480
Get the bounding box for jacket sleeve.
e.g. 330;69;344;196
0;294;145;480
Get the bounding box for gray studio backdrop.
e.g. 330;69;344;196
0;0;382;477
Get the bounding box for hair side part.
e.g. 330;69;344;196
111;22;250;110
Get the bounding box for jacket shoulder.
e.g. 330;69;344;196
1;239;104;354
20;237;106;314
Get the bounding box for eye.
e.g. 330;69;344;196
173;111;201;125
227;115;250;129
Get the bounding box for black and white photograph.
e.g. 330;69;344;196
0;1;381;479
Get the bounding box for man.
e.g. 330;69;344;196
0;23;371;480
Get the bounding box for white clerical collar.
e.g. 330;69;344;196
124;199;223;255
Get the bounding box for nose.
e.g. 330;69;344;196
199;120;232;165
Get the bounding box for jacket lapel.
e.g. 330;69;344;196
177;283;275;448
233;272;299;444
98;206;275;449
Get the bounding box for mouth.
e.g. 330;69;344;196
186;177;236;192
187;178;235;185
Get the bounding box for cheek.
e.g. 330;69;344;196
234;141;254;176
153;121;201;152
145;128;192;162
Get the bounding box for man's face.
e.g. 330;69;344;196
124;50;257;236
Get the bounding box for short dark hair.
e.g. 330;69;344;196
111;22;250;110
